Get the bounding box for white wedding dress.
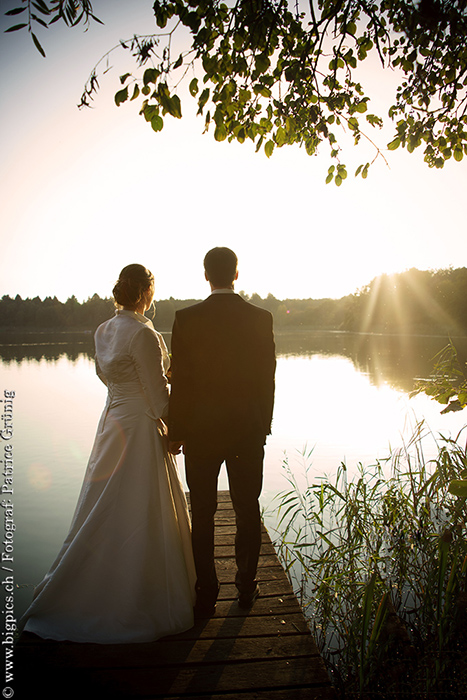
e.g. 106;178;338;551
21;310;196;644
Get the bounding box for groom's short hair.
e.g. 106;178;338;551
204;247;238;287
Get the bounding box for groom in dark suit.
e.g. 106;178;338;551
168;247;276;615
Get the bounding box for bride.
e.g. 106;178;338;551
20;264;196;643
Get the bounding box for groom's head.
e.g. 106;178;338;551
204;247;238;289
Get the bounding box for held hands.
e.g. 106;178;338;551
157;417;184;454
168;441;185;455
157;416;184;454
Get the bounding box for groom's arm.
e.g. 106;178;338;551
167;311;192;446
256;311;276;436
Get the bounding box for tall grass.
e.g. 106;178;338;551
272;422;467;698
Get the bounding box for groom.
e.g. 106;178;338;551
168;247;276;616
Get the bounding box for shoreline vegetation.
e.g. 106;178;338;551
271;427;467;698
1;267;467;336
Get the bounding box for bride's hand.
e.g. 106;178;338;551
156;419;168;437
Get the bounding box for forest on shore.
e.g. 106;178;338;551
1;267;466;336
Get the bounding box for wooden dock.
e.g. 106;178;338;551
14;492;336;699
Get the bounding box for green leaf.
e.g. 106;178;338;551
275;126;286;147
31;32;46;57
264;140;275;158
5;23;28;33
141;103;158;122
189;78;199;97
255;54;271;74
197;88;210;114
234;32;244;50
170;94;182;119
151;115;164;132
5;8;27;16
214;123;227;141
143;68;160;86
173;54;183;69
114;87;129;106
387;137;401;151
130;84;140;101
120;73;131;85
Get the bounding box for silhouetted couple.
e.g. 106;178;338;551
20;247;276;642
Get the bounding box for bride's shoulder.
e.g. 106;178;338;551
131;322;167;352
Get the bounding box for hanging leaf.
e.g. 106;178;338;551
4;23;28;32
151;115;164;132
5;8;27;16
114;87;129;106
189;78;199;97
264;140;275;158
387;137;401;151
214;123;227;141
143;68;160;86
31;33;46;58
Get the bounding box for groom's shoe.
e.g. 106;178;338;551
193;583;220;619
237;583;260;609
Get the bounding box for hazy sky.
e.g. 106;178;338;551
1;1;466;303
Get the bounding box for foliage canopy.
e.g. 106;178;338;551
4;0;467;181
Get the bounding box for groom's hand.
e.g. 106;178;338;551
168;441;184;455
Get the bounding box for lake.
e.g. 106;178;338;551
2;329;467;620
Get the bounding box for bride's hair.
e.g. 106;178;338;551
113;264;154;309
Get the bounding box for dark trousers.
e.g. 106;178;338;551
185;441;264;597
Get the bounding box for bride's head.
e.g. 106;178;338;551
113;264;155;313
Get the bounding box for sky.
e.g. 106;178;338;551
1;0;466;303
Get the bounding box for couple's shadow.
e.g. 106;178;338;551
15;599;250;699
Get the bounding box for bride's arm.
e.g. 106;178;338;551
95;357;108;386
130;326;170;419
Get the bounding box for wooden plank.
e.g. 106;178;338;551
75;657;330;696
167;690;338;700
14;491;336;700
16;633;320;668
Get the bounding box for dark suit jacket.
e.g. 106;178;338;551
168;293;276;452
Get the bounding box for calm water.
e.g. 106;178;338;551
2;330;467;619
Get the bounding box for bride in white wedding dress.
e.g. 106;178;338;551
20;264;196;644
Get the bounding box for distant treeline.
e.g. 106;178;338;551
1;267;467;335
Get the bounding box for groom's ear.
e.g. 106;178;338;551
205;271;209;281
234;270;239;281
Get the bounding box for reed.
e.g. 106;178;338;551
271;422;467;698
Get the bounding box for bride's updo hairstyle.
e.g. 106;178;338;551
113;264;154;309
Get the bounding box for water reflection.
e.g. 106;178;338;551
0;331;95;363
274;330;467;392
2;330;465;393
